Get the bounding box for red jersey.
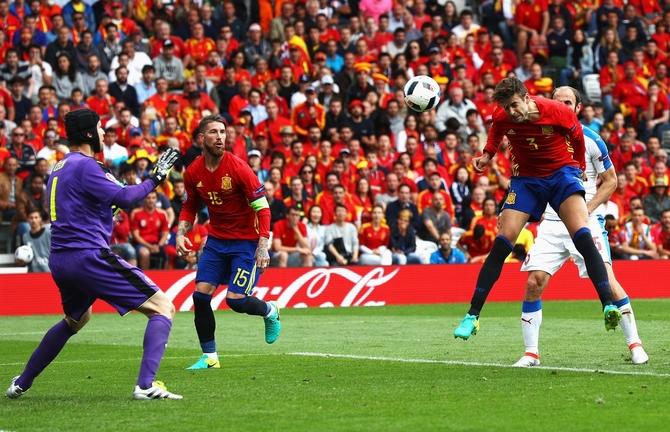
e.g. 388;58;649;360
653;226;670;251
515;0;547;32
184;37;216;65
417;189;454;217
483;96;586;177
131;208;169;244
180;152;270;240
111;210;131;244
272;219;307;248
470;215;499;235
359;223;391;250
458;230;495;258
86;95;115;117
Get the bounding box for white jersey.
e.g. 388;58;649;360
521;128;614;278
544;127;612;221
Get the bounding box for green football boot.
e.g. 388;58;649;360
603;304;622;331
454;314;480;340
264;301;281;344
186;354;220;370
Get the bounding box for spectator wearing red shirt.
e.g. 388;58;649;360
478;47;513;84
612;61;648;123
254;100;292;148
641;81;670;140
458;224;495;263
130;190;170;269
652;209;670;259
599;51;624;118
144;78;174;119
228;79;251;121
110;209;136;266
469;197;499;236
149;21;186;59
291;87;326;138
358;204;391;264
272;205;313;267
610;133;639;172
183;22;216;68
623;161;649;198
155;116;191;154
514;0;549;59
417;171;454;215
85;79;115;118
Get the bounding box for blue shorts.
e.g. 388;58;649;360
196;237;260;295
502;166;585;222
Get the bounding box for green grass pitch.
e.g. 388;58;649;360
1;300;669;431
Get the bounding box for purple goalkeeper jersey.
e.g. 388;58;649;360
47;152;155;251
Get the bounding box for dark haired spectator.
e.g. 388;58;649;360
16;208;50;272
272;205;313;267
430;230;467;264
131;190;169;269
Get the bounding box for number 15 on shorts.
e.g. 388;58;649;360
232;267;253;294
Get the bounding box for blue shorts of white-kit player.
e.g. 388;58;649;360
502;166;586;222
521;214;611;278
195;237;260;295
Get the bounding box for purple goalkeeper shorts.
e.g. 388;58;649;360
49;248;159;320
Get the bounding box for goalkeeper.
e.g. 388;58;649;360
6;109;182;400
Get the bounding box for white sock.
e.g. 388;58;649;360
264;302;275;318
618;303;642;347
521;309;542;356
205;352;219;361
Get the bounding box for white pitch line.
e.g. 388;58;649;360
0;330;105;337
0;353;278;367
288;352;670;378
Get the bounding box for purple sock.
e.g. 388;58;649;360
16;320;76;390
137;315;172;389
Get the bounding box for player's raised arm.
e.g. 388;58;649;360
478;111;504;171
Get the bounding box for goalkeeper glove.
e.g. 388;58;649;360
150;148;180;186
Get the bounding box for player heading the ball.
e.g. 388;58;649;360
453;77;621;341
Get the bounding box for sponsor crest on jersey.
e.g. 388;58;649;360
221;176;232;190
505;192;516;205
196;181;203;187
53;159;66;172
541;126;553;135
507;129;516;135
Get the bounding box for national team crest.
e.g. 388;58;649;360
221;176;232;190
541;126;553;135
505;192;516;205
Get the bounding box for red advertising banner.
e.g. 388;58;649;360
0;261;668;316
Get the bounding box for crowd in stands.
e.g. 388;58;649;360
1;0;670;272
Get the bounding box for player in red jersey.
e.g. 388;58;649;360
175;115;280;370
454;77;620;340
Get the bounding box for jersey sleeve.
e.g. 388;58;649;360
179;168;200;225
555;103;586;171
82;158;154;209
236;158;271;238
483;110;505;158
584;127;612;174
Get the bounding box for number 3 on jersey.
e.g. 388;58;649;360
526;137;538;150
207;191;223;205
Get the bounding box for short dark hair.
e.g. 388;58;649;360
198;115;226;136
493;77;528;104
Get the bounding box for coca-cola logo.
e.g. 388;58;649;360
163;267;401;311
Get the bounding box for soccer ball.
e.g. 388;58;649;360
403;75;441;112
15;245;34;263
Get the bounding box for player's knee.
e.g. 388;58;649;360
195;282;216;296
65;308;91;333
525;273;548;300
140;291;175;319
225;295;248;313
